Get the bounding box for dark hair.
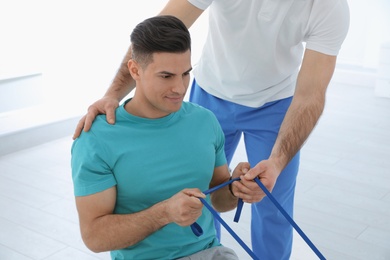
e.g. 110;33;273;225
130;15;191;67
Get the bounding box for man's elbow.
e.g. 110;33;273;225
81;230;108;253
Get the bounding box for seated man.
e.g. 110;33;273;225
71;15;258;260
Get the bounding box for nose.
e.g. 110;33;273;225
172;77;189;95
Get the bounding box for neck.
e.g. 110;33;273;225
124;98;171;119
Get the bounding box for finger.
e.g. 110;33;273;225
83;114;94;132
233;180;265;202
237;166;249;176
83;107;100;132
105;106;117;125
242;195;265;204
241;175;262;185
233;162;250;177
238;162;250;172
234;181;264;201
234;180;262;195
72;116;86;140
237;189;265;203
183;189;206;199
243;165;264;180
240;189;265;203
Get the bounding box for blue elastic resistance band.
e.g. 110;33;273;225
191;177;326;260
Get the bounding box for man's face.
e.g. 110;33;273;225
130;50;192;118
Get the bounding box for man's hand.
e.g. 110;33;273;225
229;162;261;203
73;96;119;139
164;189;206;227
234;159;280;203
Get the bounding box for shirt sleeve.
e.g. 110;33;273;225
305;0;350;56
71;132;117;197
207;111;227;168
187;0;213;10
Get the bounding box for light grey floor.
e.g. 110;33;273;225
0;82;389;260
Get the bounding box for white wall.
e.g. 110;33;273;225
337;0;390;68
0;0;209;113
0;0;389;116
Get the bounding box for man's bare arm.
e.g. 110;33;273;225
270;49;336;170
76;186;205;253
244;49;337;193
209;164;238;212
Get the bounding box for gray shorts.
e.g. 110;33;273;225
176;246;238;260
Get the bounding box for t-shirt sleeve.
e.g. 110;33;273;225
305;0;350;56
71;132;117;197
187;0;213;10
207;111;227;168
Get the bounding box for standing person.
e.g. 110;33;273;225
73;1;350;259
71;15;260;260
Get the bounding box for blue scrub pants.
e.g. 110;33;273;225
190;80;300;260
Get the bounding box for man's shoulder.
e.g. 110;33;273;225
92;114;114;129
180;102;220;129
77;114;116;140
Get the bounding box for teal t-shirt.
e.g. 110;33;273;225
71;101;227;259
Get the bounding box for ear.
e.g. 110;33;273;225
128;59;141;80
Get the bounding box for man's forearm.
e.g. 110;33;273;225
211;186;238;212
104;45;136;101
82;202;169;253
270;93;325;171
270;50;336;172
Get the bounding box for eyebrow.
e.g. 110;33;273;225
158;67;193;76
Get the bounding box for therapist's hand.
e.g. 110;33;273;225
73;96;119;139
240;159;280;202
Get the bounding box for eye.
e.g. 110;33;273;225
160;73;173;79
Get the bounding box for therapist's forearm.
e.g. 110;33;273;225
270;92;325;171
270;49;336;172
104;45;136;102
